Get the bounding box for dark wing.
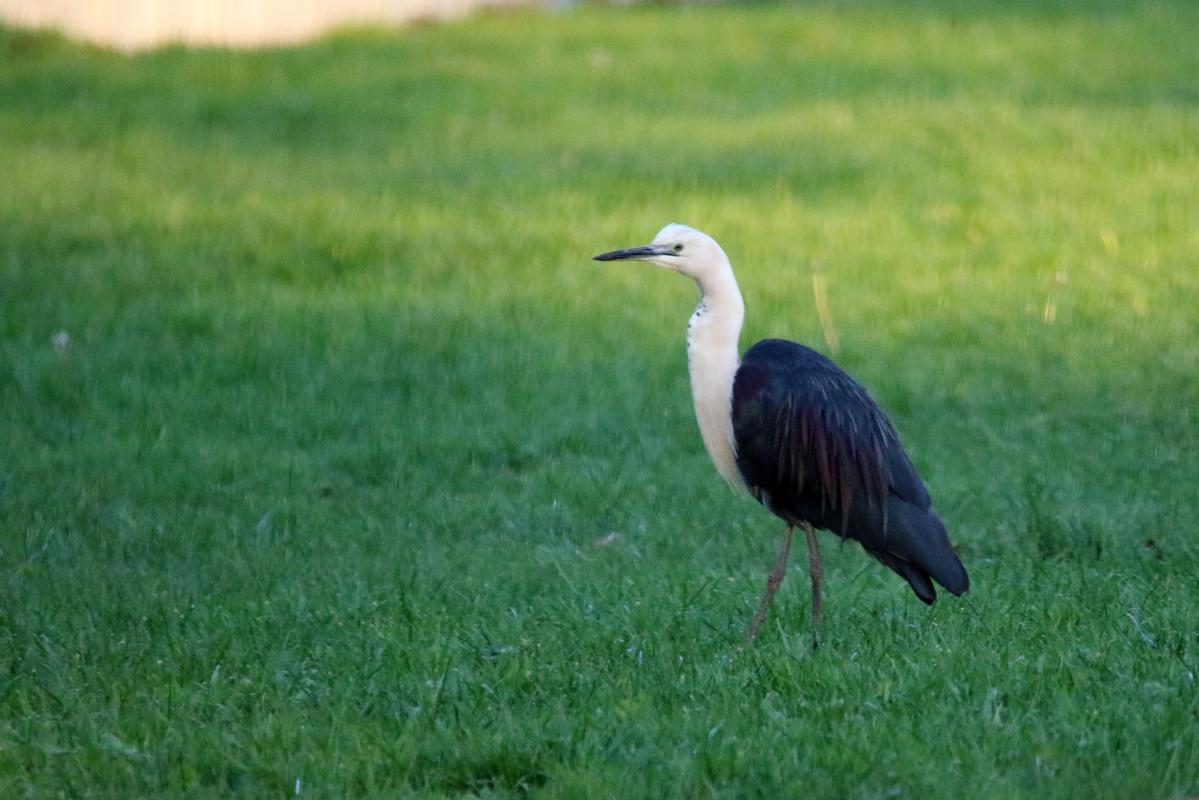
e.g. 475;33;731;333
732;339;968;602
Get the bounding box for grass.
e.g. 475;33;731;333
2;1;1198;796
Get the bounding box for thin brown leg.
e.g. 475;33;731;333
804;523;824;650
747;525;793;641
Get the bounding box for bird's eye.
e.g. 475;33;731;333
673;243;684;253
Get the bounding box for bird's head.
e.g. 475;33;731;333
593;223;730;283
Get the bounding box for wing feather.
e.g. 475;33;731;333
732;339;907;532
731;339;967;600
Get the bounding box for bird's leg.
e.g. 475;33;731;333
803;522;824;650
747;525;793;641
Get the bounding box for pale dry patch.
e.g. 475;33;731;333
0;0;527;50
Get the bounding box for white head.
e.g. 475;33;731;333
594;223;731;285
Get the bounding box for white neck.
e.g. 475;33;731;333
686;263;745;489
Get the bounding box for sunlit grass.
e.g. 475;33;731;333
2;2;1198;796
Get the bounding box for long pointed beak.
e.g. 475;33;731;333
593;244;673;262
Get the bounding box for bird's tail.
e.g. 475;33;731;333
882;499;970;602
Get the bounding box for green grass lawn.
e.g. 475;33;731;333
2;1;1198;796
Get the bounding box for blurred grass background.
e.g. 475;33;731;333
1;1;1198;796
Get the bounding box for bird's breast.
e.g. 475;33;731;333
686;319;743;490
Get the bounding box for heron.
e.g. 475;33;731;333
594;224;969;645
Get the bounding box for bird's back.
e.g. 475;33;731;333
732;339;969;602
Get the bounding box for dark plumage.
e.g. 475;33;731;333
732;339;969;603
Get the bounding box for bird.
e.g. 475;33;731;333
594;224;969;645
